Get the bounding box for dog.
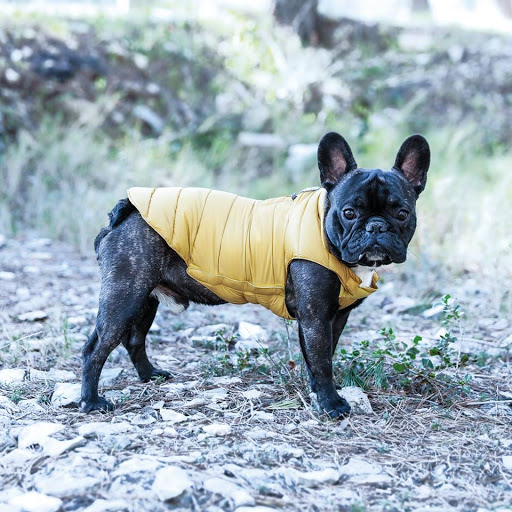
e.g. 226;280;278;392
80;132;430;418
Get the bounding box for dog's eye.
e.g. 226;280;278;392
343;208;356;220
397;209;409;221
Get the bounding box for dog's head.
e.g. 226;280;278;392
318;132;430;267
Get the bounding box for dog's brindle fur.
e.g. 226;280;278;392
81;132;429;418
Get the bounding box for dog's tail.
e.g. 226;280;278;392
94;198;136;255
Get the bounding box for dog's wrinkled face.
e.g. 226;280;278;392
318;132;430;268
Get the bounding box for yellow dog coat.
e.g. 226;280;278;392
128;187;379;320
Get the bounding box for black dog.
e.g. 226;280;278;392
81;132;430;417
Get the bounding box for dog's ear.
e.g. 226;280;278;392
318;132;357;190
393;134;430;195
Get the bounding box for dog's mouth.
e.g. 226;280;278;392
357;247;393;267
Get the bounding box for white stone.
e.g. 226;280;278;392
203;388;228;401
163;426;178;437
422;304;444;318
235;507;278;512
241;389;264;400
18;422;64;449
82;499;130;512
152;466;192;501
159;408;187;424
211;376;242;385
0;448;37;468
0;369;25;385
0;271;16;280
0;395;18;412
29;369;76;382
131;413;156;426
98;368;123;387
202;423;231;436
17;399;45;413
83;499;130;512
113;456;161;476
277;467;339;486
42;436;86;457
204;477;254;507
77;421;132;438
338;457;391;484
18;310;48;322
51;383;81;407
34;471;100;497
251;411;274;422
238;322;269;342
9;491;62;512
195;324;232;336
503;456;512;470
339;386;373;415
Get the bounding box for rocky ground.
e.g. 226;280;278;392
0;233;511;512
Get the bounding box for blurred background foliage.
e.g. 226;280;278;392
0;0;511;294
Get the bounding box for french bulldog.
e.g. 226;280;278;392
80;132;430;418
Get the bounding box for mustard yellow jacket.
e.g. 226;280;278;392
128;187;378;320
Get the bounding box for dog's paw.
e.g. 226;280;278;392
80;396;115;413
139;367;173;382
317;393;351;419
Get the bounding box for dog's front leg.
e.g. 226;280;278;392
287;261;351;418
297;316;351;418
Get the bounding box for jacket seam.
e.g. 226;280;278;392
190;189;213;256
170;188;183;246
216;195;238;274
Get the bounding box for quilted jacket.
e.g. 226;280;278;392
128;187;379;319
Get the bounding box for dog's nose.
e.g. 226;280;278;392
365;219;388;234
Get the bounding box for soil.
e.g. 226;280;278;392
0;233;511;511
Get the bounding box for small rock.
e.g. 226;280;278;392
159;408;187;424
202;423;231;436
210;376;242;385
9;491;62;512
338;457;391;484
241;389;264;400
163;426;178;437
34;471;100;497
251;411;274;422
82;499;130;512
98;368;123;387
204;477;255;507
203;388;228;401
42;436;86;457
0;369;25;385
17;399;45;413
503;456;512;470
149;322;161;333
238;322;268;342
422;305;444;318
277;467;339;486
339;386;373;415
29;369;75;382
51;383;81;407
114;456;161;476
195;323;232;337
235;508;278;512
131;412;157;426
0;271;16;281
18;310;48;322
77;421;132;438
18;422;64;449
152;466;192;501
0;448;37;468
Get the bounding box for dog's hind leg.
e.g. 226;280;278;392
122;296;173;382
81;281;157;412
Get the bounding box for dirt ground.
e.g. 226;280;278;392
0;233;511;512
